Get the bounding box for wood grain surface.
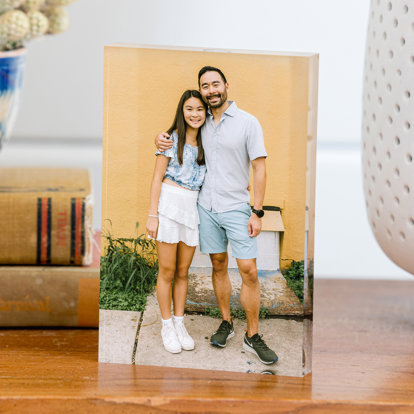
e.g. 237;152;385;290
0;279;413;413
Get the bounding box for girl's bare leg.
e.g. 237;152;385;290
172;242;196;316
156;241;178;320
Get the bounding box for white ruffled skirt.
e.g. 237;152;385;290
153;183;200;246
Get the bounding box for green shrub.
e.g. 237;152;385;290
282;260;304;303
308;259;314;300
99;227;158;312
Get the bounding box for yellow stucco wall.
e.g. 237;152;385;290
102;45;318;269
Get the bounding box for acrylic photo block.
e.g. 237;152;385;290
99;44;318;376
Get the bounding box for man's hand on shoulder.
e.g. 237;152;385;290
155;132;173;151
248;213;262;237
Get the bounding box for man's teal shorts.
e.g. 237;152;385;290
197;203;258;259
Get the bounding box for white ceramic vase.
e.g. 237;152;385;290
362;0;414;274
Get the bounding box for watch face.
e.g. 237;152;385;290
253;209;264;218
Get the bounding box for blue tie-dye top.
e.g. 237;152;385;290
155;130;206;191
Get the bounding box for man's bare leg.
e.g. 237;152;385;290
236;258;260;337
236;257;278;364
209;252;232;322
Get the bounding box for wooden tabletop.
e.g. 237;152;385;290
1;279;413;413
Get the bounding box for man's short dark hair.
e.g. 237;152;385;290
198;66;227;86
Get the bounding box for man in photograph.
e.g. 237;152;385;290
156;66;278;365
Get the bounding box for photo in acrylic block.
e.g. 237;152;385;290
99;45;318;377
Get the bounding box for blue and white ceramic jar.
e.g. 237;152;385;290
0;47;26;150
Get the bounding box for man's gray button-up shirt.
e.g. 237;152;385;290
198;101;267;213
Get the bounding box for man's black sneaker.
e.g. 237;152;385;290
243;333;278;365
210;320;234;347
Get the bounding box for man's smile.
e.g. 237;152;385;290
207;94;220;101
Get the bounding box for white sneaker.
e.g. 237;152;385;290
174;321;195;351
161;323;182;353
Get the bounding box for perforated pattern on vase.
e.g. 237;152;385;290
362;0;414;274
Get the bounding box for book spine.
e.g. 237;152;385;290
0;194;92;265
0;267;99;327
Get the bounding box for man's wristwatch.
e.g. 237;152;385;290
251;208;265;218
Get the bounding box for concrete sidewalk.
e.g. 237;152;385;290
99;268;309;376
135;294;305;376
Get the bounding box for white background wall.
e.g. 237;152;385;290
4;0;413;279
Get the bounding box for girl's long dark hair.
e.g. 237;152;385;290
167;90;206;166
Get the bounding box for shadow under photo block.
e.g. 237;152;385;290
99;45;318;377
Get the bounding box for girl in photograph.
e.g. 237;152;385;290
146;90;207;354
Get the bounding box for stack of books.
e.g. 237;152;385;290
0;167;100;327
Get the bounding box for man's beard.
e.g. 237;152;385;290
205;90;227;108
